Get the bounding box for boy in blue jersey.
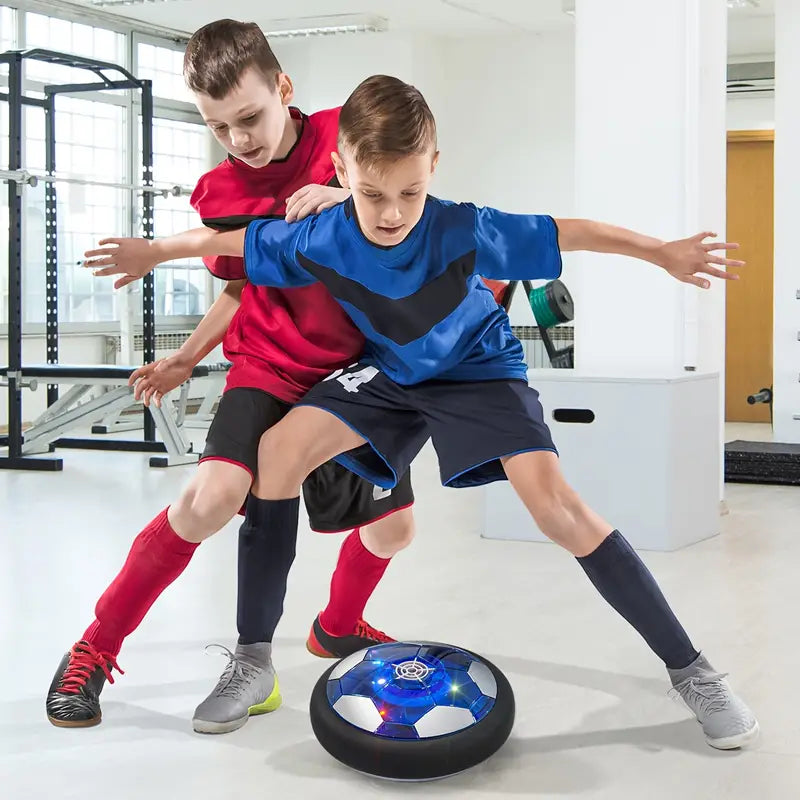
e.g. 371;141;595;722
88;75;757;750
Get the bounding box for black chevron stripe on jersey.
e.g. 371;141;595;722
296;250;477;346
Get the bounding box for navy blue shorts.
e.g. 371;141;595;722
297;363;557;489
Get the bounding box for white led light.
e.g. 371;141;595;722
262;15;388;39
87;3;389;39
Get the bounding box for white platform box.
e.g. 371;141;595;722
482;369;721;551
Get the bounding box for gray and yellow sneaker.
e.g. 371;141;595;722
668;653;759;750
192;642;281;734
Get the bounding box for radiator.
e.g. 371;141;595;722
512;325;574;369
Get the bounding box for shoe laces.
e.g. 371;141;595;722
205;644;263;699
671;671;732;715
58;640;122;695
355;619;394;644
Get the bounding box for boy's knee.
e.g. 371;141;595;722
255;426;310;493
361;509;416;558
528;485;583;539
171;479;245;541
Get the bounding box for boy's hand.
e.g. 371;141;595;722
84;238;161;289
657;232;745;289
285;184;350;223
129;354;194;408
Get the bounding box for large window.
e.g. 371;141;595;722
148;116;208;316
137;41;194;105
24;12;126;86
0;5;15;53
0;5;209;328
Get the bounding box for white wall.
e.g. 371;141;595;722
773;0;800;442
727;94;775;130
276;30;575;326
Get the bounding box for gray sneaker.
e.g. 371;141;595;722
668;653;759;750
192;642;281;734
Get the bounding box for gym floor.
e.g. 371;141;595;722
1;423;797;799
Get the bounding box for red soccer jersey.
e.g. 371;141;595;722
190;106;364;402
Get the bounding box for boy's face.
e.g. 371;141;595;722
333;147;439;247
194;67;294;169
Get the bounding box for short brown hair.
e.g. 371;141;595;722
183;19;282;99
339;75;437;169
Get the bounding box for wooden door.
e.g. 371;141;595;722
725;131;774;422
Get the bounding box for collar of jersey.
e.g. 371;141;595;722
226;107;311;179
342;196;429;264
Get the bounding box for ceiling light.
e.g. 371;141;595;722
261;14;388;39
88;0;183;6
563;0;758;14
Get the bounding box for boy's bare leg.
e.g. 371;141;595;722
502;450;758;750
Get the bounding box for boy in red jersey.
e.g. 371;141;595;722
46;19;415;735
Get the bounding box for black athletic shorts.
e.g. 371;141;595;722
201;387;414;532
297;362;557;489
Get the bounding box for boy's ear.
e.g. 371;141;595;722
331;151;349;189
431;151;440;174
277;73;294;105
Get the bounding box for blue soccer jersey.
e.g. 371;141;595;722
244;196;562;385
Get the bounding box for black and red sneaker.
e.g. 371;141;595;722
46;640;122;728
306;615;395;659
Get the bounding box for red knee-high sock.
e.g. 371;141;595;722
318;529;390;636
81;507;199;656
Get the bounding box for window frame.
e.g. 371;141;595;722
0;1;212;335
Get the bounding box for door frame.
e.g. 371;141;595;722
727;130;774;143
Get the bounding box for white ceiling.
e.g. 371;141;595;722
69;0;776;58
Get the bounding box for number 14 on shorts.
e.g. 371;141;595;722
325;365;379;394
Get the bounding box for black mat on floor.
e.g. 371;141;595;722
725;440;800;485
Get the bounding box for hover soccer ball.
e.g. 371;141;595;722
309;641;515;781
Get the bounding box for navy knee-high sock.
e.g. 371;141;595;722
237;494;300;645
577;530;699;670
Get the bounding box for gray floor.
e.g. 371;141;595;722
2;423;798;799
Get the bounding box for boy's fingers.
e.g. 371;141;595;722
703;241;739;252
286;185;311;206
684;275;711;289
91;265;124;277
84;247;116;258
114;275;139;289
703;265;739;280
706;255;745;268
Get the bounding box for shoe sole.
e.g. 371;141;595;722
705;720;760;750
306;628;336;659
47;714;101;728
192;679;282;735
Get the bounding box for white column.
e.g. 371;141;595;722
773;0;800;443
572;0;727;375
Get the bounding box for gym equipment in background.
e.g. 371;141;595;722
724;386;800;485
0;363;229;468
527;279;575;368
493;279;575;369
0;49;188;470
309;641;514;781
725;439;800;486
747;387;773;407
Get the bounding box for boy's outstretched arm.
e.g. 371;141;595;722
85;227;246;289
554;219;745;289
